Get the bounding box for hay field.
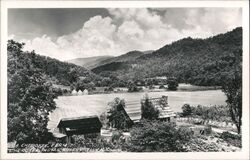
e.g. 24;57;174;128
48;90;226;131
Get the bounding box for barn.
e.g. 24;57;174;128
55;115;102;144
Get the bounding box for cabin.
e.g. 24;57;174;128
124;95;176;123
56;115;102;144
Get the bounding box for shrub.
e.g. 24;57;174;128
104;87;114;92
220;131;242;148
124;120;193;152
127;83;142;92
181;104;193;117
159;85;165;89
167;78;178;90
185;138;220;152
181;104;231;122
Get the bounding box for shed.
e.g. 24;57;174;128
58;115;102;136
57;115;102;144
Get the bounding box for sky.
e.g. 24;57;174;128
8;8;242;61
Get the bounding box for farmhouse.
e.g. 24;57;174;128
125;96;176;123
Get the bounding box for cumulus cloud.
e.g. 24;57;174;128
19;8;242;61
8;34;15;40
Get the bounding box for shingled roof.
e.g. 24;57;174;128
125;96;176;122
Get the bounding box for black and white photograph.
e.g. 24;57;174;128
1;0;249;159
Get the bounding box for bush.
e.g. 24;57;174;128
181;104;231;122
124;120;193;152
220;131;241;148
104;87;114;92
167;78;178;90
127;83;142;92
185;138;220;152
159;85;165;89
181;104;193;117
9;135;123;153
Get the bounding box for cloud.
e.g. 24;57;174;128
22;16;119;60
19;8;242;61
8;34;15;40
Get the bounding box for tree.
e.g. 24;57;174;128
126;120;193;152
167;78;178;91
141;95;159;120
8;40;57;144
222;64;242;134
127;82;141;92
181;104;193;117
107;98;133;130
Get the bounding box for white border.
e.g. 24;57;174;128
1;1;249;160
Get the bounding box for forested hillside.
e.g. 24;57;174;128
67;56;113;69
92;27;242;86
93;50;146;69
8;40;98;87
7;40;99;143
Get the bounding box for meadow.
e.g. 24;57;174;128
48;90;226;131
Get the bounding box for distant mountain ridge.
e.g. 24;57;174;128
67;56;114;69
92;27;242;86
67;50;154;69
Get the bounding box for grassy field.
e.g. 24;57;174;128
177;83;222;91
48;90;226;131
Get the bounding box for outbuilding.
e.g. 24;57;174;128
57;115;102;144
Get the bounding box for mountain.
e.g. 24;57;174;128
92;27;242;86
142;50;154;54
8;40;98;87
67;50;154;70
67;56;113;69
94;50;153;68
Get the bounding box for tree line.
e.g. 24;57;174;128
92;27;242;87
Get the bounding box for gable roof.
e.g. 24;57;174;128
57;115;102;135
125;96;176;122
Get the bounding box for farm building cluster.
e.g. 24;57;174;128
48;95;176;143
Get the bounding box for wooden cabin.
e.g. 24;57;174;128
56;115;102;144
124;95;176;123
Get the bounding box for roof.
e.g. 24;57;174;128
51;127;67;138
57;115;102;135
125;96;176;122
58;115;102;128
47;95;109;132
